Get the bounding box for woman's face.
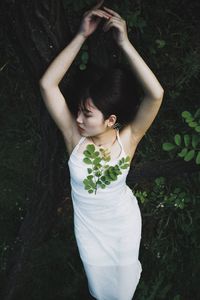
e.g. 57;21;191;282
76;97;115;137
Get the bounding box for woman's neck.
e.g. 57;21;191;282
90;128;117;147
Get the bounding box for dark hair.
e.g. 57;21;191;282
74;64;143;128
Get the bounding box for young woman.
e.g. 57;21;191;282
39;1;164;299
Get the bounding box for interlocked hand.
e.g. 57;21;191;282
102;6;129;46
78;1;129;47
78;0;112;39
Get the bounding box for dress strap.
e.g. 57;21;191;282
70;136;86;158
70;130;126;160
116;129;126;156
76;136;86;150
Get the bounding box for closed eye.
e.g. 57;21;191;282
77;106;93;118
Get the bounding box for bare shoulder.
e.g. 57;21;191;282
62;124;82;156
119;124;143;161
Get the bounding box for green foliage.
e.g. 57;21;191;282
136;271;172;300
174;50;200;93
78;44;89;70
134;173;200;299
126;10;147;33
136;176;191;210
79;47;89;70
162;108;200;164
182;109;200;133
155;39;166;49
82;144;130;194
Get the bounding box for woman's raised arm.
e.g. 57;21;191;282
120;39;164;142
39;33;86;87
103;5;164;143
38;0;111;153
38;33;87;154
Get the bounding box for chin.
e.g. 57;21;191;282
80;131;89;137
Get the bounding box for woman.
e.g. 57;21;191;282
39;0;164;299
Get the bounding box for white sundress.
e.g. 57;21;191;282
68;129;142;300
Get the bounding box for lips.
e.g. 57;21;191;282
77;125;84;130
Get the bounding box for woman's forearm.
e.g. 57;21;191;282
39;33;87;87
120;40;164;100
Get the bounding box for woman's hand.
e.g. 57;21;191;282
78;0;112;39
102;6;129;47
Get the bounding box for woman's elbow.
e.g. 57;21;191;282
39;78;49;88
155;87;164;101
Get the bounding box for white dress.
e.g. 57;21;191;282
68;129;142;300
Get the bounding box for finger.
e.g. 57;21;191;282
103;19;121;31
87;8;110;18
108;15;123;21
103;6;121;18
104;22;122;32
97;9;112;18
88;10;108;19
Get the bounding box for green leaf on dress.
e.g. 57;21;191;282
83;157;92;164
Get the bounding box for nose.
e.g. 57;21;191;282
76;110;83;124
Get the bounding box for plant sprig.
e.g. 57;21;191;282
162;109;200;165
82;144;131;194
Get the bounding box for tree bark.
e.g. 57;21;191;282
2;1;74;299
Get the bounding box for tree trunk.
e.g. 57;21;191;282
2;1;74;299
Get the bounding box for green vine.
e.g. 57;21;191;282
82;144;131;194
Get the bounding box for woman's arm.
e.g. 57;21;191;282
38;33;87;154
120;40;164;140
38;1;111;154
103;6;164;143
39;33;86;87
39;0;111;87
120;40;164;100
